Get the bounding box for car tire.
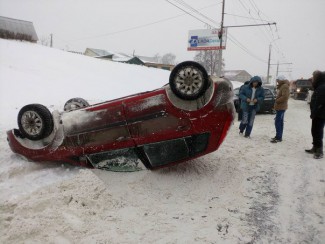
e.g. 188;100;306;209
169;61;209;100
18;104;54;141
64;97;89;111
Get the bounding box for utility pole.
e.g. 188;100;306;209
266;43;271;83
50;34;53;48
217;0;225;77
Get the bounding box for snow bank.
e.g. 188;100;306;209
0;39;170;128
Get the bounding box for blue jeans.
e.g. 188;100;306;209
275;110;285;140
239;106;257;136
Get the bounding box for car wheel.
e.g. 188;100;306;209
169;61;209;100
64;97;89;111
18;104;54;141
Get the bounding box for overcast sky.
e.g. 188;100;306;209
0;0;324;82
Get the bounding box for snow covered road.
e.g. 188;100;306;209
1;99;324;243
0;40;323;243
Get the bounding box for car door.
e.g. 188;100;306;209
62;101;135;151
262;88;275;112
123;92;192;146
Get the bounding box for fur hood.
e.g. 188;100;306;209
312;71;325;89
277;79;290;88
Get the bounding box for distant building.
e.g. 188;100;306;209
84;48;114;59
84;48;174;71
222;70;252;83
0;16;38;42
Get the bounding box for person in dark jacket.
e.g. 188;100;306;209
237;80;250;121
239;76;265;138
305;70;325;159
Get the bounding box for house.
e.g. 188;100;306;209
222;70;252;83
0;16;38;42
84;48;114;60
84;48;174;71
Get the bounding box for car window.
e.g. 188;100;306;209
142;138;189;167
86;148;143;171
141;133;210;168
264;89;274;98
296;80;312;87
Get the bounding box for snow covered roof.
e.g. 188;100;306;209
136;55;159;64
222;70;252;83
85;48;113;57
0;16;38;41
223;70;250;77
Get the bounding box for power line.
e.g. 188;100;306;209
165;0;214;27
224;13;271;22
236;0;284;62
166;0;267;63
69;2;221;42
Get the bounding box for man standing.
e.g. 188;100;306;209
237;81;250;121
271;75;290;143
239;76;265;138
305;71;325;159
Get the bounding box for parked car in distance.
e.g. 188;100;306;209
7;61;235;171
263;84;277;96
290;79;313;100
233;87;275;114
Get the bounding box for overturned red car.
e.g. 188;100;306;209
7;61;235;170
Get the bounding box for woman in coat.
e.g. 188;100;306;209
305;70;325;159
271;75;290;143
239;76;265;138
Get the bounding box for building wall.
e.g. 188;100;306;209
144;63;174;71
235;72;252;83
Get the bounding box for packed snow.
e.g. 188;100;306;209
0;39;324;243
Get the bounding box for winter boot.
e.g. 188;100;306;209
314;148;324;159
305;147;315;154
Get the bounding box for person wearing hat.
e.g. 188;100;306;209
271;75;290;143
305;70;325;159
239;76;265;138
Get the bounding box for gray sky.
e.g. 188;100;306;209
1;0;324;81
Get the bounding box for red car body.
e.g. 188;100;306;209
7;79;234;170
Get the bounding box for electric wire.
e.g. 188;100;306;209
166;0;267;63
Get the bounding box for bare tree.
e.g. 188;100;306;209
194;50;224;75
39;36;50;46
161;53;176;65
153;53;161;63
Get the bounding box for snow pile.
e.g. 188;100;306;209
0;39;170;128
0;39;324;243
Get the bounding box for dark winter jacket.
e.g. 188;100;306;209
239;77;265;112
310;71;325;119
274;80;290;110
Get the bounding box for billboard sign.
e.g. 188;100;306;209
187;28;227;51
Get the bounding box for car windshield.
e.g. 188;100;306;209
264;88;273;98
296;80;312;87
